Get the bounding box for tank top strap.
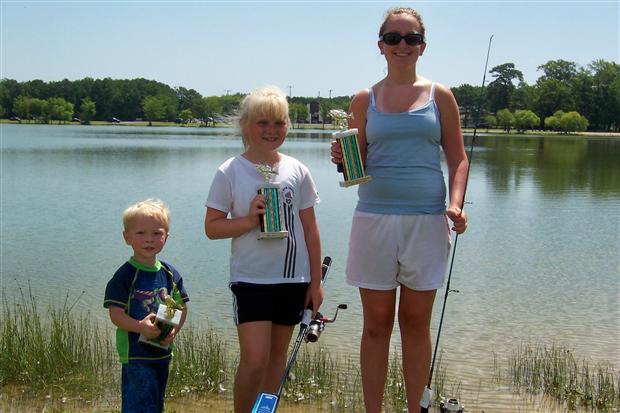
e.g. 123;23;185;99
429;82;436;102
369;87;376;110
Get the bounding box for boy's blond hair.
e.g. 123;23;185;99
122;198;170;232
238;85;290;149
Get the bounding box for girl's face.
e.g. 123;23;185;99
245;116;288;153
378;13;426;67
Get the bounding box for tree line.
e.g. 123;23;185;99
452;59;619;132
1;58;618;131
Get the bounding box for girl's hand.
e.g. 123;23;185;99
304;283;324;317
330;140;343;165
446;206;468;234
139;313;160;339
248;194;266;226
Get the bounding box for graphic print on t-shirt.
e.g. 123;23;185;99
282;185;297;278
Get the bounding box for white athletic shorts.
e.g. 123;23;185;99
346;211;452;291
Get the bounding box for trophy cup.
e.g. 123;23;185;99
138;295;182;350
330;109;372;187
256;164;288;239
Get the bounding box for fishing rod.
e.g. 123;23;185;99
420;34;494;413
251;256;348;413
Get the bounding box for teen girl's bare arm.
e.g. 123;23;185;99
435;83;469;234
299;206;323;316
330;89;370;164
204;195;265;239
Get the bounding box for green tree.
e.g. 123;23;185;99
483;114;497;130
537;59;578;82
45;97;73;124
559;111;589;133
514;109;540;133
544;110;564;131
178;108;193;124
452;84;480;127
486;63;524;113
588;59;620;131
496;108;515;133
534;78;575;124
142;96;166;125
13;95;31;121
79;97;96;124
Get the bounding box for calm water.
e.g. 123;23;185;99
1;124;619;411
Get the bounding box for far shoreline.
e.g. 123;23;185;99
1;118;619;138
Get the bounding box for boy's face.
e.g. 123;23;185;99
123;215;168;267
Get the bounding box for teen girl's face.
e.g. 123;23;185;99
246;116;288;153
123;215;168;267
379;13;426;66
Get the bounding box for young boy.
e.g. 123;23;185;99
104;198;189;413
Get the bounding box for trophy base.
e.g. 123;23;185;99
339;175;372;188
138;304;181;350
258;231;289;240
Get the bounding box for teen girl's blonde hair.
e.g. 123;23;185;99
122;198;170;232
238;86;290;149
379;7;426;36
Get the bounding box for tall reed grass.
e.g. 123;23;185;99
508;343;619;411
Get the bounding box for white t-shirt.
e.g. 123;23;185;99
206;154;320;284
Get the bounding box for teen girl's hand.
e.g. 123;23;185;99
139;313;161;339
447;206;468;234
330;140;343;165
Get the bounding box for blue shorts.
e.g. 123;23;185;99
121;361;170;413
230;282;309;326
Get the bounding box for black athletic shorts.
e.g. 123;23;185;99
230;282;309;326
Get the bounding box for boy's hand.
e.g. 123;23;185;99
159;327;179;346
139;313;160;339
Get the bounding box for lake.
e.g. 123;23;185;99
1;124;618;411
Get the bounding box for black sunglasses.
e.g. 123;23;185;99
380;32;425;46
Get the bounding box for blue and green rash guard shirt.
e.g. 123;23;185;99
103;258;189;364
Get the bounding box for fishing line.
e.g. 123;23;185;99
420;34;495;413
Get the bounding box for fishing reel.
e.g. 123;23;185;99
305;304;347;343
440;398;465;413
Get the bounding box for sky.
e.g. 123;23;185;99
1;1;618;98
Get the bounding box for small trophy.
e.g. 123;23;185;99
330;109;372;187
256;164;288;239
138;295;182;350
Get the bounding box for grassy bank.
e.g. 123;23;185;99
1;290;618;412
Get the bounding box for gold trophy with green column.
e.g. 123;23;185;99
256;164;288;239
330;109;372;187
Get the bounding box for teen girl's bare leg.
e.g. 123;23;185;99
234;321;271;413
398;287;436;412
261;323;295;392
359;288;397;413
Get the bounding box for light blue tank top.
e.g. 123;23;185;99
356;83;446;215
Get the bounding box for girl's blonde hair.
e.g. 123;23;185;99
122;198;170;232
238;86;290;149
379;7;426;36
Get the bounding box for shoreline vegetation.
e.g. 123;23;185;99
1;118;619;138
1;290;618;412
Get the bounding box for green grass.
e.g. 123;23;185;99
507;343;619;411
7;290;617;412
